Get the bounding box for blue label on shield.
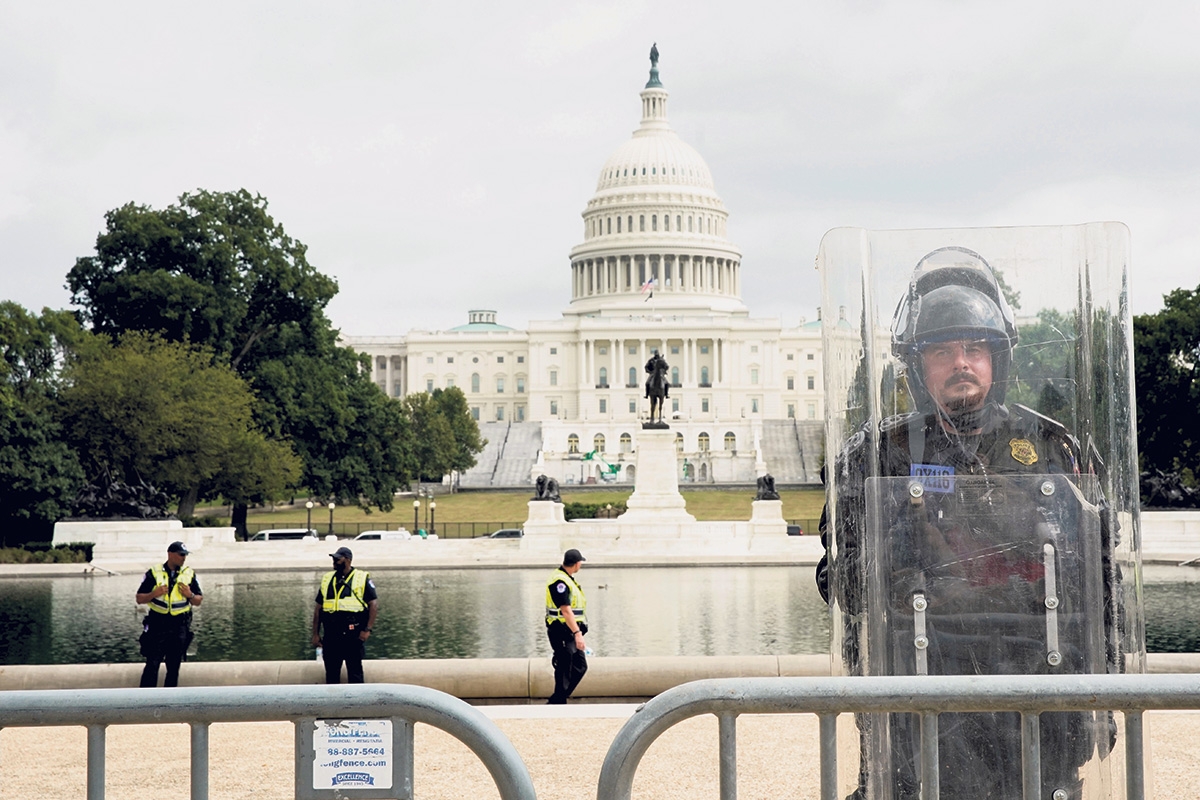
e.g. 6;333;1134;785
910;463;954;493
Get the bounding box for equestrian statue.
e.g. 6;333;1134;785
644;349;670;428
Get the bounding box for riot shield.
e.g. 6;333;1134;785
861;473;1108;800
816;224;1144;800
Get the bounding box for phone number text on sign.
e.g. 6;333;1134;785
313;719;392;790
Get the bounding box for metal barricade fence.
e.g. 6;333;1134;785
0;683;536;800
596;673;1200;800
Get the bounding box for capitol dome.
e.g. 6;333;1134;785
567;51;745;318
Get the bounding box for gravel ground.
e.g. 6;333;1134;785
1;707;1196;798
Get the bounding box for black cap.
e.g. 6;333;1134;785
563;548;586;566
167;541;189;556
330;546;353;560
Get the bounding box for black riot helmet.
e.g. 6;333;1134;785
891;247;1018;408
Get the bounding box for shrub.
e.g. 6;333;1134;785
180;515;228;527
0;543;92;564
562;501;627;521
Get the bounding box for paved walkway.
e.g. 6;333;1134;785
2;703;1197;798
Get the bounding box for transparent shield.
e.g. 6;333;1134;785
816;224;1143;800
861;474;1109;799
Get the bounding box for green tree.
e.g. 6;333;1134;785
66;190;412;516
66;189;337;372
1008;308;1077;424
0;303;86;544
60;332;301;518
1135;287;1200;485
404;391;457;481
252;347;414;513
431;387;485;475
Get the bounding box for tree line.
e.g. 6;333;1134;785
0;190;483;544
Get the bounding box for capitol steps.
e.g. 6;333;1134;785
759;420;823;484
458;422;542;487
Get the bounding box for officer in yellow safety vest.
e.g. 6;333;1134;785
135;540;203;687
311;546;378;683
544;548;589;704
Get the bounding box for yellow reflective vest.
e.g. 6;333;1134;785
320;569;370;614
148;565;195;616
545;569;587;627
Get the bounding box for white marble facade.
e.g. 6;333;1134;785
344;60;827;485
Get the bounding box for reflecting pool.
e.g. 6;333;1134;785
0;565;1189;665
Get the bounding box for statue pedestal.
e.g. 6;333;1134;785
749;499;787;535
525;500;566;528
619;428;695;524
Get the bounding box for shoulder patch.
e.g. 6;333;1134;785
367;580;375;589
555;582;567;593
1012;403;1069;437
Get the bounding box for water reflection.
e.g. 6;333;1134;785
0;566;1186;665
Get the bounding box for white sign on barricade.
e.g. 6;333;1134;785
313;719;393;790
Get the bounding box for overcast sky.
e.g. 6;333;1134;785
2;1;1197;337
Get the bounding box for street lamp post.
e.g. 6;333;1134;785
413;499;420;534
305;501;314;535
430;501;436;538
327;501;336;537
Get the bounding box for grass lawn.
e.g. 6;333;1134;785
238;487;826;527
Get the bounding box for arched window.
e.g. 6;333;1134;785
567;434;579;454
700;366;710;385
676;215;681;230
620;433;632;453
698;433;710;452
639;215;645;232
617;217;622;233
628;366;637;386
652;215;658;231
724;432;737;451
670;366;680;387
598;367;608;387
664;215;670;232
699;463;708;481
607;217;612;234
675;432;684;453
627;215;632;231
471;373;480;393
688;215;693;232
593;434;606;453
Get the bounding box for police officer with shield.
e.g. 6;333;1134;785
817;247;1120;800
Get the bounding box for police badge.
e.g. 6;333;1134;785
1009;438;1038;466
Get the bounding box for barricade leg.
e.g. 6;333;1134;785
718;712;736;800
87;723;106;800
191;721;209;800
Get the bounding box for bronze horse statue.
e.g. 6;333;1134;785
644;350;670;425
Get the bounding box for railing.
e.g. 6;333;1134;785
0;683;536;800
242;521;525;539
597;673;1200;800
242;518;819;539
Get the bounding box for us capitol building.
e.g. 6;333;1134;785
345;51;829;487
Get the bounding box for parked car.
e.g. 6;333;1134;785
786;524;804;536
354;530;412;541
249;528;318;541
486;528;524;539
